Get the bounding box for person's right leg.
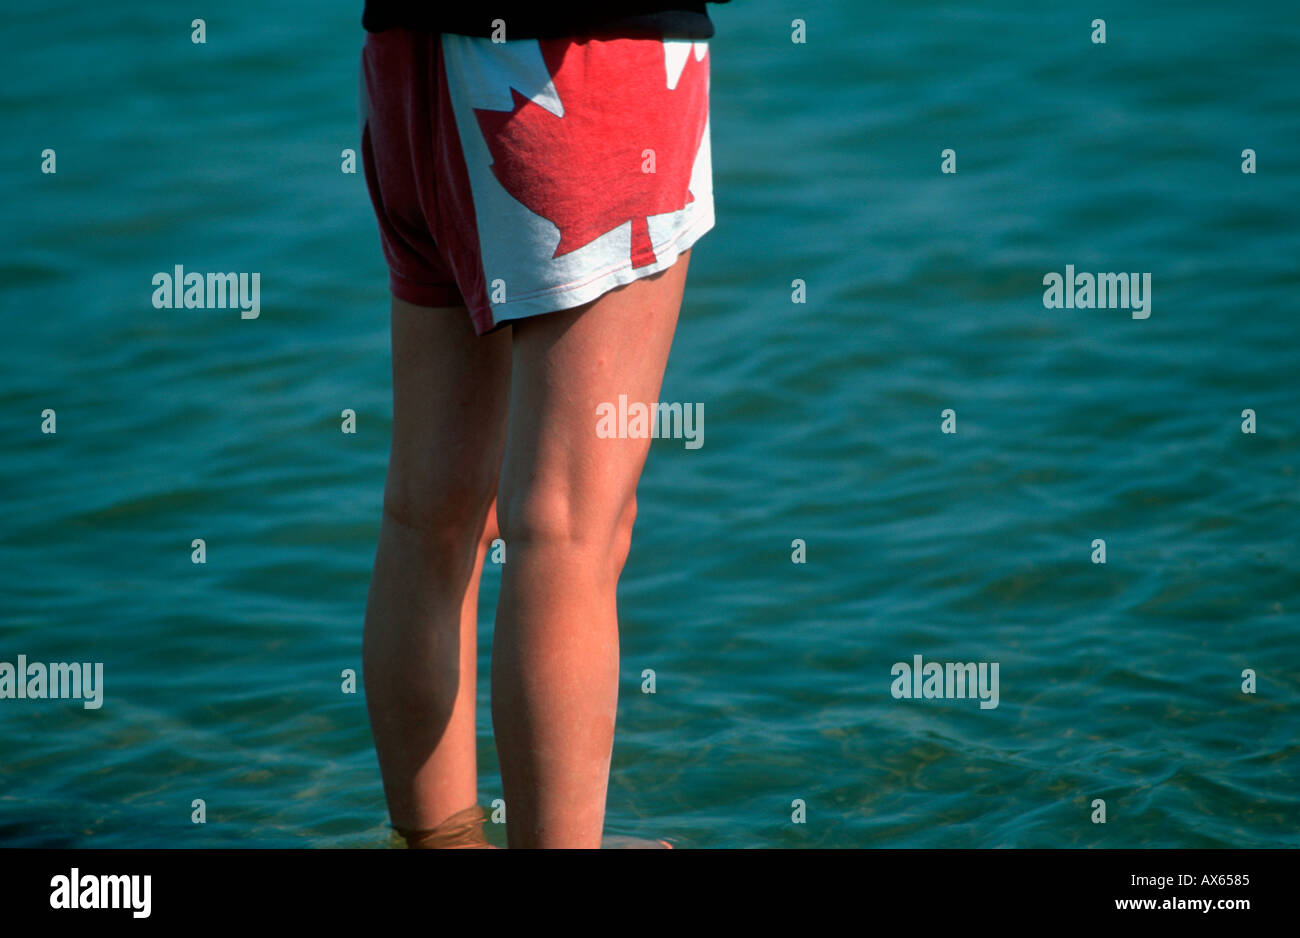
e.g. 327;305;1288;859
363;296;510;837
492;252;691;848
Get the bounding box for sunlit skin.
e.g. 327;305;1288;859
363;251;690;847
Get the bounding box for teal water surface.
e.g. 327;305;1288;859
1;0;1298;847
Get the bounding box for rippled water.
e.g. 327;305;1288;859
2;0;1298;847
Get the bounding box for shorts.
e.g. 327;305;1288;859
359;29;714;336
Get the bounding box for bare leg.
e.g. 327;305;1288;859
492;252;691;848
362;297;510;834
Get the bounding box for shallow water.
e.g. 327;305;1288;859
1;0;1298;847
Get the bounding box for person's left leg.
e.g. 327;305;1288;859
491;252;691;847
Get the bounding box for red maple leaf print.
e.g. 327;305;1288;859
473;39;708;269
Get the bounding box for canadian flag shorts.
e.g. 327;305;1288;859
359;29;714;335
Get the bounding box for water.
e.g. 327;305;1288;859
2;0;1298;848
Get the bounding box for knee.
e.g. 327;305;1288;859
613;495;637;565
498;486;638;576
382;473;495;554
